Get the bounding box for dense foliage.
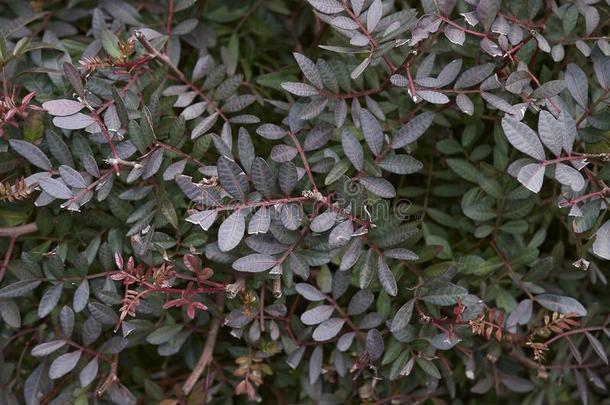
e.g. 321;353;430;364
0;0;609;403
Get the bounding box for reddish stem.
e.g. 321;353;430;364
155;141;205;167
559;187;610;208
437;15;487;38
288;131;318;192
544;327;605;346
0;237;16;283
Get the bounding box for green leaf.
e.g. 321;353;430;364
416;357;441;379
422;283;468;306
100;27;121;58
391;299;415;332
146;325;183;345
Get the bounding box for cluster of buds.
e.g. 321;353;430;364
526;340;549;362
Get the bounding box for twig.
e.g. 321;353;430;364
134;31;229;122
544;326;605;346
182;294;225;395
0;222;38;283
0;237;16;284
288;131;318;192
155;141;205;167
0;222;38;238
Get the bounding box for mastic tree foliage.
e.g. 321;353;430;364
0;0;609;403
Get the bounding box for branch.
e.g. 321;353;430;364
134;31;229;122
288;131;318;192
0;221;35;282
182;294;225;395
0;222;38;238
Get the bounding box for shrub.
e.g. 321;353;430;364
0;0;609;403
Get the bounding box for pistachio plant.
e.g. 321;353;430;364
0;0;609;404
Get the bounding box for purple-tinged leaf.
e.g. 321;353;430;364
186;209;218;231
329;220;353;247
585;332;608;365
191;112;219;139
347;289;374;315
248;207;270;235
456;94;474;115
0;279;41;298
531;80;566;99
565;63;588;108
365;329;384;359
59;165;87;188
391;299;415;332
536;293;587;316
313;317;345;341
360;176;396;198
377;256;397;296
73;279;89;313
537;111;562;157
555;163;585;192
476;0;498;32
307;0;343;14
79;358;99;387
294;52;323;89
517;163;545;193
501;117;545;160
251;157;275;198
392;111;435;148
366;0;382;32
52;113;96;130
360;109;384;156
295;283;326;301
429;332;461;350
340;237;362;271
217;156;248;201
301;305;335;325
281;82;319;96
256;123;286;140
42;99;85;116
341;129;364;170
444;25;465;45
271;144;297;162
385;248;418;260
38;177;73;199
417;90;450;104
163;159;187;180
310;210;337;233
218;211;245;252
49;350;82;379
593;221;610;260
9;139;52;170
31;340;67;357
38;284;63;318
309;345;323;384
454;63;495;89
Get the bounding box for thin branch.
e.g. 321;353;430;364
134;32;229;122
544;326;605;346
0;237;16;283
288;131;318;192
155;141;206;167
0;222;38;238
576;89;610;126
182;294;225;395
